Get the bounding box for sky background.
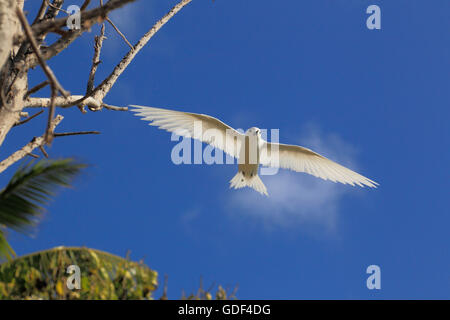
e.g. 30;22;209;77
1;0;449;299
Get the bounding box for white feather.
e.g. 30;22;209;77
131;105;243;159
260;142;378;188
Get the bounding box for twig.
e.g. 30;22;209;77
27;153;40;159
46;1;70;15
16;7;69;145
13;110;44;127
46;88;57;143
24;80;49;98
91;0;192;102
229;284;239;300
16;9;69;97
39;145;49;158
32;0;49;25
102;103;128;111
197;276;204;298
87;23;106;94
160;274;168;300
31;0;136;37
0;115;64;174
34;0;64;45
44;0;64;21
206;282;216;294
20;0;136;71
53;131;100;137
81;0;92;11
25;29;83;70
106;17;133;50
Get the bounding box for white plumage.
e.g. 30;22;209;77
131;105;378;196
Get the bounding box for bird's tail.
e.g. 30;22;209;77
229;171;268;196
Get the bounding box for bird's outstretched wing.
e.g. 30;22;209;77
131;105;244;159
260;142;378;188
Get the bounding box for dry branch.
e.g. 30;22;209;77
16;8;67;96
24;80;49;98
46;1;69;15
54;131;100;137
87;23;105;94
13;110;44;127
24;95;126;111
16;7;69;144
0;115;63;174
106;17;133;49
39;145;49;158
31;0;49;25
80;0;91;11
34;0;64;45
92;0;192;102
30;0;135;37
0;0;193;174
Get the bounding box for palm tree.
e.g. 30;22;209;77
0;159;86;260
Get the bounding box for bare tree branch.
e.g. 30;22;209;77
24;95;127;111
92;0;192;102
0;0;190;162
54;131;100;137
80;0;91;11
31;0;49;25
16;8;67;97
16;7;69;145
87;23;105;94
34;0;64;45
102;103;127;111
0;115;63;174
21;0;136;71
24;80;49;98
13;110;44;127
106;17;133;50
46;1;69;15
24;29;82;70
30;0;135;37
39;144;49;158
25;95;97;108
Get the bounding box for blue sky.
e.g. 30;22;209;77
1;0;449;299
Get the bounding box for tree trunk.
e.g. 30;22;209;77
0;0;26;148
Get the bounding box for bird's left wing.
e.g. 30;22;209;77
260;142;378;188
131;105;244;159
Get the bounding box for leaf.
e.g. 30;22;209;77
0;230;15;261
56;280;64;297
0;159;86;231
0;159;86;260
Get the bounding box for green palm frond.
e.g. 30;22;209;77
0;159;86;259
0;230;15;261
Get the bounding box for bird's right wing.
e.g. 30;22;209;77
260;142;378;188
131;105;244;159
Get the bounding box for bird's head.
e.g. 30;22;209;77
246;127;261;137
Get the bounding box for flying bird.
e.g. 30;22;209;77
131;105;378;196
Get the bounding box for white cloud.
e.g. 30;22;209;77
179;207;201;236
227;124;364;233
